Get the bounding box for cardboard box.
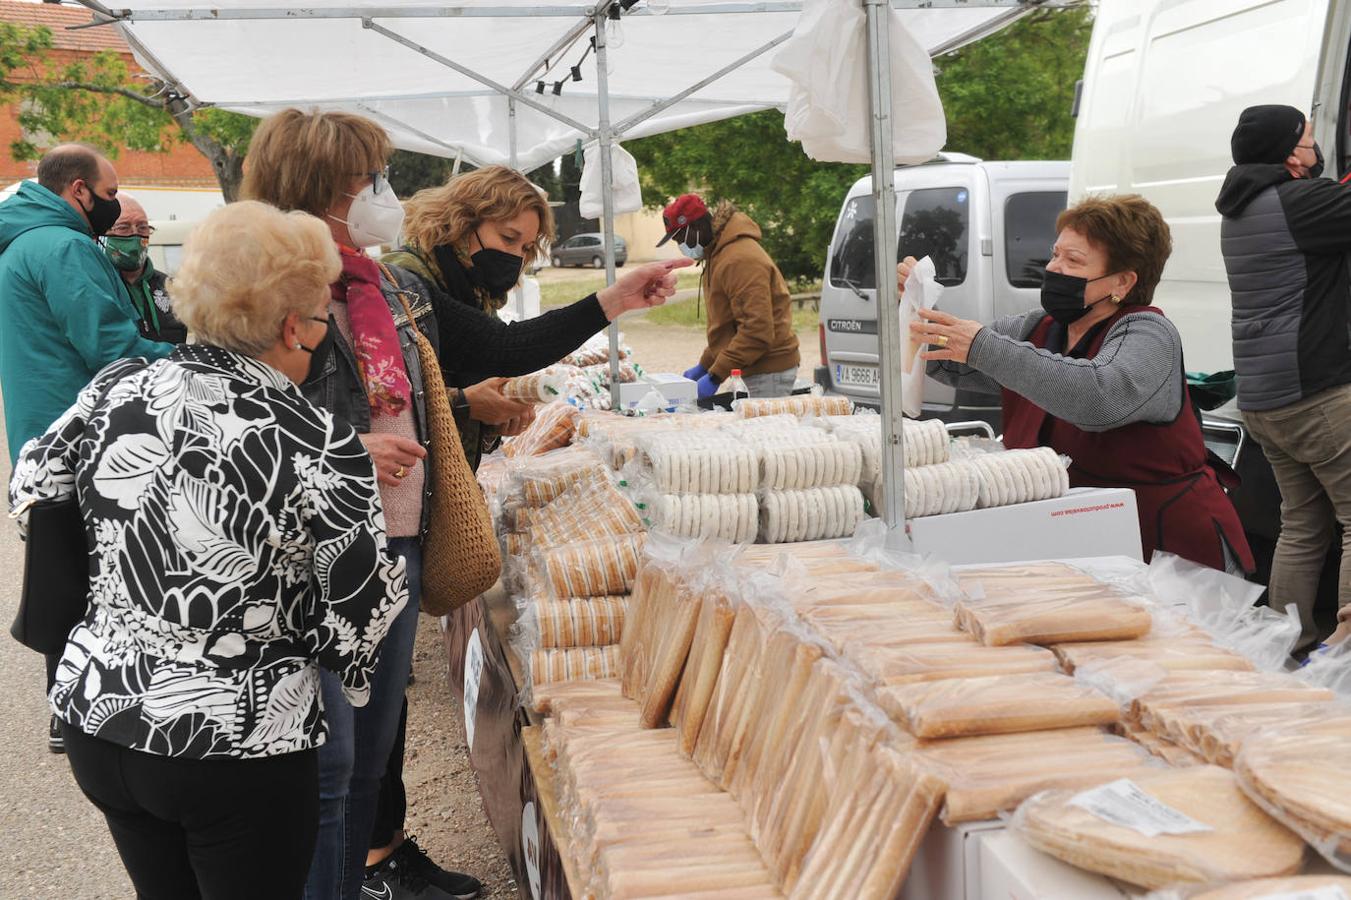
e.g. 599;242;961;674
900;819;1005;900
977;830;1139;900
908;487;1143;565
616;373;697;409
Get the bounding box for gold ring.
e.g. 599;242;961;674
935;335;949;348
395;466;406;479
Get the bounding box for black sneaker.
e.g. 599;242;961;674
366;836;482;900
48;715;64;755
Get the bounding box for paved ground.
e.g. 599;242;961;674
0;395;514;898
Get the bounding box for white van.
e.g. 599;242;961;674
1071;0;1350;608
817;154;1069;421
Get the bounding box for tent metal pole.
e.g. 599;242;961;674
509;98;528;321
610;29;794;136
356;103;485;165
364;19;599;137
593;8;622;410
864;0;909;544
452;147;465;176
511;19;593;92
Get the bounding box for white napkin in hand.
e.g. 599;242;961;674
900;256;944;417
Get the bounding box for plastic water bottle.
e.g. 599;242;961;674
723;368;750;404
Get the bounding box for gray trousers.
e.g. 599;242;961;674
1243;383;1351;650
736;367;798;399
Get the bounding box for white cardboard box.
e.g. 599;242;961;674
900;820;1005;900
616;374;697;409
977;830;1140;900
908;487;1143;565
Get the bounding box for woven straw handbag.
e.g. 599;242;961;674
390;286;501;614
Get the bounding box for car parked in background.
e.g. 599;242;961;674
551;232;628;268
817;153;1069;425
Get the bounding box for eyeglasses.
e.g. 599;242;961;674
355;167;392;195
107;224;155;238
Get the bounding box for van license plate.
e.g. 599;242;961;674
835;364;879;389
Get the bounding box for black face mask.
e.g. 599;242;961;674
299;318;335;383
1040;269;1119;327
469;230;525;297
1310;142;1326;179
79;187;122;238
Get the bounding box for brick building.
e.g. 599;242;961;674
0;0;218;191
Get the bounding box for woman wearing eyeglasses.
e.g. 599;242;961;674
103;193;187;344
242;108;686;900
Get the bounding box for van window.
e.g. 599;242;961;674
829;195;880;290
898;187;969;286
1004;191;1066;288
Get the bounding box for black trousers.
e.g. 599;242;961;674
369;697;408;850
62;723;319;900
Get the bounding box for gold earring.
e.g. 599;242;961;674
1109;294;1121;305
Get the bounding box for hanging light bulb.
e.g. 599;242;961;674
647;0;670;14
605;4;626;50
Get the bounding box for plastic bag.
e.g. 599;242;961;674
735;395;852;419
879;671;1119;739
771;0;945;165
900;257;943;417
502;400;581;458
578;142;642;220
1010;766;1307;890
538;533;648;599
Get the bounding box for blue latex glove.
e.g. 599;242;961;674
696;373;720;399
683;363;708;381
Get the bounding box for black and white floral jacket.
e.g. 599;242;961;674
9;346;408;760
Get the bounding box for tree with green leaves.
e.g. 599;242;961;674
0;20;256;199
625;6;1092;283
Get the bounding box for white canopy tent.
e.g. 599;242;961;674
69;0;1074;541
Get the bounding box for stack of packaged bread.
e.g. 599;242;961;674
525;537;1351;898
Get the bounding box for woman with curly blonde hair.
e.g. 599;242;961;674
384;165;561;469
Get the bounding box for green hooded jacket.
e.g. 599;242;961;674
0;181;171;462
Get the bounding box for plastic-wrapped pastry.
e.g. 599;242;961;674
759;486;866;544
653;493;759;543
503;400;580;457
534;596;630;648
541;533;648;599
760;440;864;492
954;562;1153;646
878;672;1119;739
502;369;570;403
972;447;1069;508
531;645;622;684
524;479;643;551
735;395;853;419
1012;766;1306;890
1147;876;1351;899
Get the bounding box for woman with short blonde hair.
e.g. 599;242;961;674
242;107;687;900
10;199;407;900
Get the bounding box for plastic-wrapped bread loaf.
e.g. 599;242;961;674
954;563;1153;646
878;672;1120;739
1150;876;1351;899
916;726;1162;824
1234;715;1351;867
541;533;647;599
735;395;853;419
1012;766;1306;890
534;596;630;648
503;400;580;457
531;645;621;684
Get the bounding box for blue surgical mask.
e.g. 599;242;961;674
678;240;705;261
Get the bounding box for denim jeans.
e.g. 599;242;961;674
305;537;421;900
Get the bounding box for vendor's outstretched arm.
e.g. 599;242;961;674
966;310;1184;432
927;311;1041;396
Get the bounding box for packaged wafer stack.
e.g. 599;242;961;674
539;533;648;600
502;368;570;403
735;395;853;419
503;400;580;457
530;645;622;685
522;479;644;552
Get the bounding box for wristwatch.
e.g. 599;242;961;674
452;387;471;415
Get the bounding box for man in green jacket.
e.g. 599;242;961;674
0;144;171;464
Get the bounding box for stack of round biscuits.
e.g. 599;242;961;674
759;485;867;543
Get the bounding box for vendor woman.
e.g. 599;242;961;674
902;193;1254;573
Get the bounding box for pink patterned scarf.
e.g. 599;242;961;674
333;246;412;417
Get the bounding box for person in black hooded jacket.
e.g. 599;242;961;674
1216;103;1351;650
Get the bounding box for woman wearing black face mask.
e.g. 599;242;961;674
902;194;1253;574
385;165;683;470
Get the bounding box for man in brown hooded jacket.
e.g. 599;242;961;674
658;193;800;398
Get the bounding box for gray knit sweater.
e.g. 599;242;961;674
929;309;1185;432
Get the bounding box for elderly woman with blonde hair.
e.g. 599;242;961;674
9;200;408;900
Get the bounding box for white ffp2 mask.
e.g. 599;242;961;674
331;183;405;248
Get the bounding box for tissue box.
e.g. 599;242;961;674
617;374;697;409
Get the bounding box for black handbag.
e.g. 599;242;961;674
9;494;91;653
8;368;141;654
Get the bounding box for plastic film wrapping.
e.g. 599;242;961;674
531;645;622;684
878;672;1120;739
532;596;630;649
671;591;738;757
1144;876;1351;899
954;562;1153;646
540;533;648;599
652;493;760;543
735;395;853;419
971;447;1070;508
502;369;569;403
1011;766;1307;890
503;399;581;457
759;486;867;544
523;478;643;551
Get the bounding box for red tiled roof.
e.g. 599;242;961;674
0;1;131;54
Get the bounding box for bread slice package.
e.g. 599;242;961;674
1012;766;1306;890
1235;715;1351;870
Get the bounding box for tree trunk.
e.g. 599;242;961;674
209;150;244;202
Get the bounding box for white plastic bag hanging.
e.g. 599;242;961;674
772;0;946;164
578;142;642;220
900;256;943;417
